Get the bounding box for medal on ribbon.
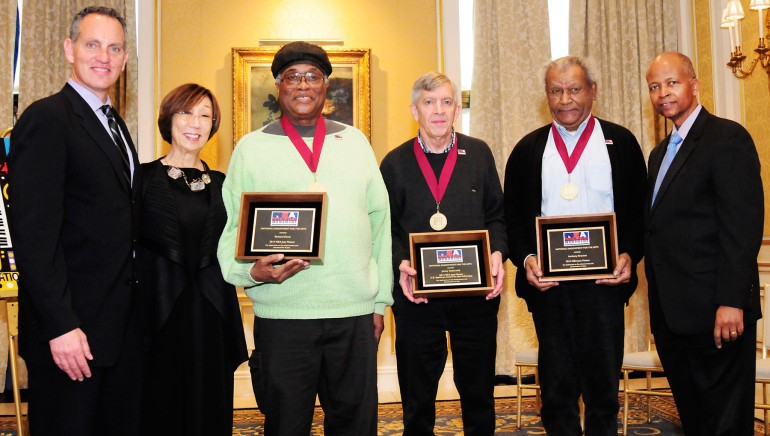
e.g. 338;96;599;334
281;115;326;192
551;115;595;200
413;132;458;231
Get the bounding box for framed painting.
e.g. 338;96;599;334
232;47;371;145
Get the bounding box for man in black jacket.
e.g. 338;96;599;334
645;51;763;435
381;71;507;435
8;6;141;435
504;56;647;435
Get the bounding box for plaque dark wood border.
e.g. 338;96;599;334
409;230;494;298
235;192;327;261
536;212;618;281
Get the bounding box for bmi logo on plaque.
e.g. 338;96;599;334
562;231;590;246
270;211;299;227
436;249;463;263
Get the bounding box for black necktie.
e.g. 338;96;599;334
99;105;131;184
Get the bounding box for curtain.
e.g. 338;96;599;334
0;0;14;130
0;0;18;393
5;0;138;391
470;0;553;376
569;0;678;158
569;0;678;352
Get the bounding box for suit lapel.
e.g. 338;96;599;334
63;84;132;193
649;109;709;214
647;138;667;211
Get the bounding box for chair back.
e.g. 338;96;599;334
761;283;770;359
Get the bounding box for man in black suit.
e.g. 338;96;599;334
504;56;647;435
8;6;141;435
645;51;763;435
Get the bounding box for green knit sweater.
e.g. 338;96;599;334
217;120;393;319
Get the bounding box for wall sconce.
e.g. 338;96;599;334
721;0;770;83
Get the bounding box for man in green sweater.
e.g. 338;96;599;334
217;41;393;435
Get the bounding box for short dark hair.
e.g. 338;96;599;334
157;83;221;144
70;6;127;48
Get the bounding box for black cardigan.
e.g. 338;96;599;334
503;118;648;309
381;133;508;281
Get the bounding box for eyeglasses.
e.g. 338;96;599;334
277;71;326;86
547;87;584;98
175;111;214;124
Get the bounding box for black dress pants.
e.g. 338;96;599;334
393;291;500;436
530;281;626;436
650;294;757;436
248;314;378;436
26;323;143;436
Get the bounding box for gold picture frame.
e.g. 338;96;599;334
232;47;372;146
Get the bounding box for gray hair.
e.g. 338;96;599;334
69;6;127;48
542;56;598;87
411;72;459;105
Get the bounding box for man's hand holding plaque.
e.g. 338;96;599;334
398;260;428;304
485;251;505;300
594;252;632;286
249;253;309;284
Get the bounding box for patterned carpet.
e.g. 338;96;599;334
229;393;767;435
0;394;763;434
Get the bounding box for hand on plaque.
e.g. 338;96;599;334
250;253;309;283
595;253;632;286
486;251;506;300
399;260;429;304
525;255;558;292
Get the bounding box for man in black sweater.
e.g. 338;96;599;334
380;72;507;436
504;56;647;435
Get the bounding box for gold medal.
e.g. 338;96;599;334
430;212;447;231
560;182;578;200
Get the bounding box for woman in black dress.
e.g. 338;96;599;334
138;83;247;435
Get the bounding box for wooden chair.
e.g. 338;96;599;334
755;284;770;435
513;347;540;429
514;347;588;431
620;332;672;435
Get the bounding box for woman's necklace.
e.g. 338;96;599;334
162;158;211;192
